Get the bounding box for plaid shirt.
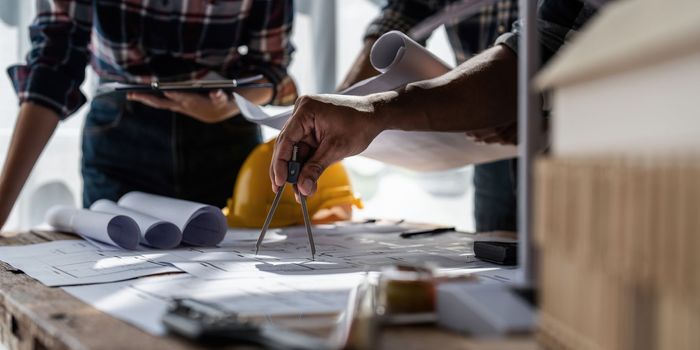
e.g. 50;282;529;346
7;0;295;119
365;0;519;65
496;0;600;64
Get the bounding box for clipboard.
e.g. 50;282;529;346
97;74;272;95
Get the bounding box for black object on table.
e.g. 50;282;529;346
473;241;518;266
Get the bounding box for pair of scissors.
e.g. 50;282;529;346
255;144;316;260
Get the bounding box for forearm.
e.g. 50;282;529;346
337;39;379;92
374;45;518;132
0;103;59;228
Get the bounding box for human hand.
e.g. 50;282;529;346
466;121;518;145
271;94;387;197
127;90;239;123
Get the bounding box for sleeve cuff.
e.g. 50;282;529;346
364;10;417;41
7;65;86;119
495;31;519;56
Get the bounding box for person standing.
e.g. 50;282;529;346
0;0;297;230
269;0;600;208
339;0;519;233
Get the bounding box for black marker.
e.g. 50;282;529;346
399;226;455;238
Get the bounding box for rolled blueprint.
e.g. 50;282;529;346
341;30;451;96
46;206;140;249
118;192;227;247
90;199;182;249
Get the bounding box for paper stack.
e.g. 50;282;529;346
47;192;227;249
534;157;700;350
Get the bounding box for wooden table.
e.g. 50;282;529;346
0;231;537;350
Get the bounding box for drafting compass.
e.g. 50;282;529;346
256;144;316;260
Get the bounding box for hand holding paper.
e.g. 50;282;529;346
237;31;517;196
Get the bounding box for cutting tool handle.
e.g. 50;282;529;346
287;161;301;184
287;144;301;184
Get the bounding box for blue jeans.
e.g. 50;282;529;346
473;159;518;232
81;92;261;208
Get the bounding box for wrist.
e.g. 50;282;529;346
368;91;398;133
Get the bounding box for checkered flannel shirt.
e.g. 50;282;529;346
8;0;295;119
365;0;519;64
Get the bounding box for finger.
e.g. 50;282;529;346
482;131;514;144
471;132;494;143
297;142;339;196
271;132;298;189
466;130;495;141
467;123;513;142
163;91;192;103
482;135;505;144
471;133;491;142
209;89;229;106
271;104;316;189
128;93;180;111
293;186;302;204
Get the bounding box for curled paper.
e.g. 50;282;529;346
341;30;451;96
90;199;182;249
46;206;140;250
118;192;227;247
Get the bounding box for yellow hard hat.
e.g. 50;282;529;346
225;139;363;228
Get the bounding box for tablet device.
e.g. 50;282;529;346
97;74;271;95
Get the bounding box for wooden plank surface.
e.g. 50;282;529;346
0;231;537;350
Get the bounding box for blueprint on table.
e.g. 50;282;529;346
0;228;513;336
0;228;486;286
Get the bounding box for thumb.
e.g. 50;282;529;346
297;144;336;196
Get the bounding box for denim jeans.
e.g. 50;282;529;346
81;92;261;208
473;159;518;232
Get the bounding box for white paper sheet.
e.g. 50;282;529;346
63;275;180;335
0;240;181;286
132;273;367;317
1;228;510;336
61;265;511;337
171;231;490;280
280;220;406;236
46;206;141;250
118;192;227;247
219;227;286;247
91;199;183;249
62;272;362;336
235;96;291;130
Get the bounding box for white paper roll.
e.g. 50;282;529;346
118;192;227;247
46;206;140;249
90;199;182;249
